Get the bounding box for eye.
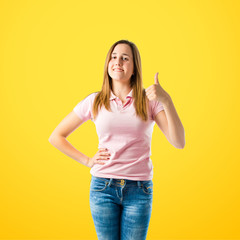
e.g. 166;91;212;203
111;56;128;60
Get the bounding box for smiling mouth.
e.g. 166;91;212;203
114;69;123;72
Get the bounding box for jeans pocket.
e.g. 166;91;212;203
141;180;153;195
90;177;108;192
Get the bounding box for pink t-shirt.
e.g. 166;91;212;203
73;89;164;180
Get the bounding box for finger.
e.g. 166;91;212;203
146;89;154;96
96;157;104;162
99;148;108;152
145;86;152;92
154;72;159;84
101;152;111;156
104;153;111;158
98;154;110;159
146;92;154;100
146;85;154;91
97;161;105;165
97;158;109;164
102;149;110;154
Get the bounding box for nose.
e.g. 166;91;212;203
115;63;122;69
114;57;122;65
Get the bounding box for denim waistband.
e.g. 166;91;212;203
91;175;152;188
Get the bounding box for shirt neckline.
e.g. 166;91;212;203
109;89;133;101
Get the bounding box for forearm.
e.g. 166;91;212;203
49;135;89;167
162;96;185;148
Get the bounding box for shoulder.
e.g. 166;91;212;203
73;91;100;116
73;91;100;108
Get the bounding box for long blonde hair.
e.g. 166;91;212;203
92;39;149;122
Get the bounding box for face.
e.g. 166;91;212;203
108;43;134;84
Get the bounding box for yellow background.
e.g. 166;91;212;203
1;0;239;239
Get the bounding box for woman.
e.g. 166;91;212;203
49;39;185;240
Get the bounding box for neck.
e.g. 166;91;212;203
111;84;132;100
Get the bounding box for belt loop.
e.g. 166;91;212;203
137;181;142;188
107;178;113;187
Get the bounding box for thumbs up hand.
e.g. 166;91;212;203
145;72;170;103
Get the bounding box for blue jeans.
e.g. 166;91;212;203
89;175;153;240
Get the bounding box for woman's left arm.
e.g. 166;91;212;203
145;72;185;149
161;96;185;149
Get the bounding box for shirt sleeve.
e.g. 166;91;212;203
73;92;97;123
151;100;164;120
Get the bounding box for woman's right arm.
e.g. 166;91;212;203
48;111;90;167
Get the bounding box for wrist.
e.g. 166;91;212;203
161;94;171;105
162;95;172;107
82;156;90;167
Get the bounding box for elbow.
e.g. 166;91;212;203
179;143;185;149
174;143;185;149
178;139;186;149
48;136;54;144
172;139;185;149
48;134;58;145
178;130;186;149
48;134;65;145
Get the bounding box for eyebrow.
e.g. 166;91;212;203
111;52;130;57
